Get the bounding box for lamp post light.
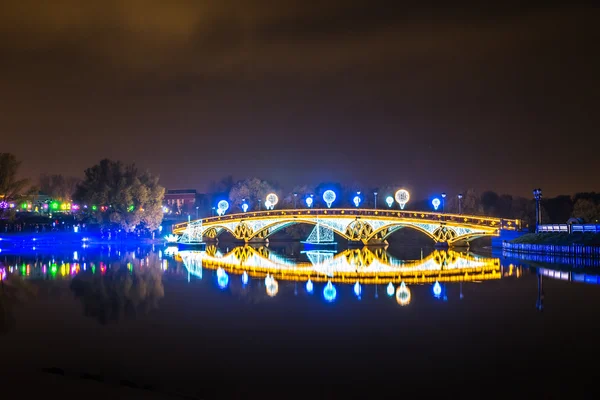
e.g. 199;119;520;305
373;192;378;209
353;192;361;208
457;193;463;214
293;193;298;209
211;207;216;217
196;206;199;219
441;192;447;213
533;188;543;231
306;195;313;208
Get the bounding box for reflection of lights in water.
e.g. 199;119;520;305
264;274;273;286
354;281;361;297
433;281;442;298
266;278;279;297
0;268;5;281
386;282;394;296
242;271;249;285
217;268;229;289
396;282;411;306
164;246;178;256
306;279;314;294
323;280;337;302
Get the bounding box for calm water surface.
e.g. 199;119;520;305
2;242;600;397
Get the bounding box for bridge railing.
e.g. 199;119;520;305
538;224;600;234
172;208;521;233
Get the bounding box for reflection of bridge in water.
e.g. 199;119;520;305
174;245;502;284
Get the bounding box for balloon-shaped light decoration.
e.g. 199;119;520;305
264;200;271;210
241;271;249;285
323;280;337;302
266;193;278;210
217;200;229;216
385;196;394;208
354;281;362;298
396;282;411;306
306;279;314;293
386;282;395;296
395;189;410;210
433;280;442;298
323;190;336;208
266;277;279;297
305;197;313;208
353;195;361;208
241;202;249;212
432;198;441;211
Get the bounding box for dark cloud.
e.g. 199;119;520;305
0;1;598;197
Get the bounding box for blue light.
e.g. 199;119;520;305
433;281;442;297
323;280;337;302
385;196;394;208
242;203;249;212
353;195;361;207
323;190;336;208
306;279;314;293
241;271;249;285
386;282;394;296
353;281;361;297
306;197;313;208
432;198;441;210
217;200;229;216
217;267;229;289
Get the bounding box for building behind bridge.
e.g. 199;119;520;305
163;189;210;218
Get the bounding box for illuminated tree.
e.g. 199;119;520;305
0;153;35;217
74;159;165;232
228;178;275;211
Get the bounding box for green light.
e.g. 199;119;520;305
91;264;96;274
21;202;28;209
92;205;97;211
50;264;57;276
51;201;59;210
127;205;134;212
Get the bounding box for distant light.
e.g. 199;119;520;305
242;271;249;285
73;226;79;233
323;190;336;208
386;282;394;296
305;197;313;208
432;198;441;210
242;203;249;212
385;196;394;208
353;195;361;207
433;281;442;297
323;280;337;302
354;281;361;297
91;205;97;211
306;279;314;293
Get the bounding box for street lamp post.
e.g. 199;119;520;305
196;206;199;219
441;192;447;213
373;192;378;209
533;188;542;232
211;207;216;217
458;193;463;214
293;193;298;209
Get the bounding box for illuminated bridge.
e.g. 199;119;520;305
172;208;521;246
173;245;502;285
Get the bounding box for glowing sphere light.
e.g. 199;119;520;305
385;196;394;208
433;280;442;297
241;203;249;212
266;193;278;209
396;282;411;306
306;197;313;208
323;280;337;302
395;189;410;209
386;282;395;296
432;198;441;211
306;279;314;293
353;195;361;207
217;200;229;216
323;190;336;208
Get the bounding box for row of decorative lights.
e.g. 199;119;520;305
213;189;412;216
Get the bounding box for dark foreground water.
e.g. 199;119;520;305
1;242;600;398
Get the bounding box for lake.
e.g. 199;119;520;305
1;241;599;398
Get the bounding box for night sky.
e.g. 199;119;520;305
1;1;598;198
